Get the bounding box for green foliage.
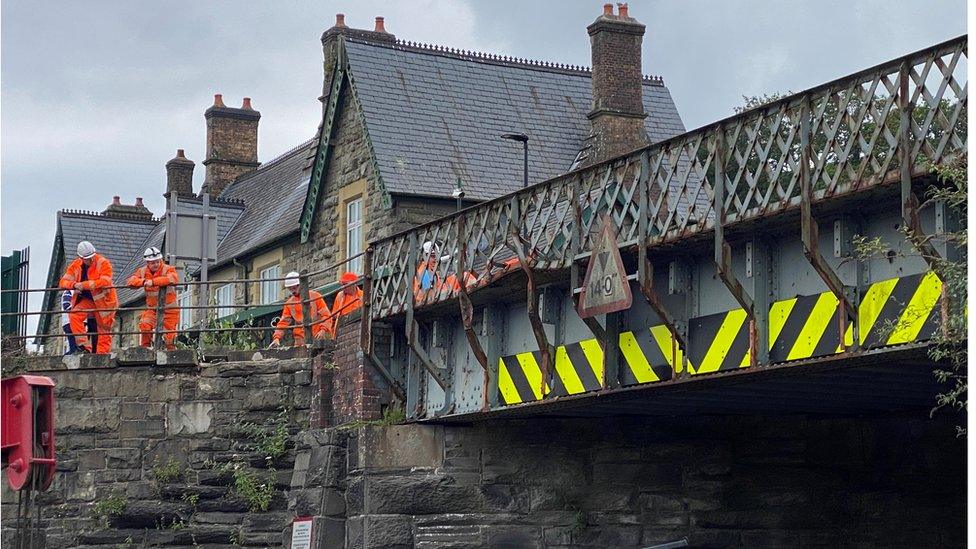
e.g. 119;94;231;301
92;493;126;528
337;405;406;430
232;463;276;512
569;509;587;538
925;157;967;432
152;457;184;483
239;410;290;464
851;156;967;434
181;492;200;507
208;458;277;513
200;316;258;350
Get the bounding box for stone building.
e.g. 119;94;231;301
38;7;684;350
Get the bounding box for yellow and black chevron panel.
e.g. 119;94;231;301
847;271;943;349
497;340;604;405
769;291;848;363
687;309;750;374
497;272;942;405
619;326;676;386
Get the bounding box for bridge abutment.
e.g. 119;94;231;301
289;413;965;548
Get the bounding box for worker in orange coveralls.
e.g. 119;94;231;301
126;247;180;350
269;272;332;347
59;241;118;354
329;272;363;336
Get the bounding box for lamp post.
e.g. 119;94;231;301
452;177;465;212
500;133;529;188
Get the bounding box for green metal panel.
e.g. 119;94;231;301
1;250;24;337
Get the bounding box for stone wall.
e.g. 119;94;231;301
1;351;314;548
287;414;966;548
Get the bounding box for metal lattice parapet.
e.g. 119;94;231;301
368;36;967;320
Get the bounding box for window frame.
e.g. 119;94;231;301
345;197;364;274
177;290;193;330
214;283;234;319
259;264;281;305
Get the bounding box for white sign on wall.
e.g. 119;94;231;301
291;516;313;549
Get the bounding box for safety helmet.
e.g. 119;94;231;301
77;241;96;259
422;241;439;257
143;247;163;261
284;271;301;288
340;272;358;284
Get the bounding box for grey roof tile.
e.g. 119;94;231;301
344;40;686;202
58;213;158;275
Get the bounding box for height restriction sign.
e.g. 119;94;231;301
578;217;632;318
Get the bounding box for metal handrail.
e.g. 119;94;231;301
366;36;968;319
3;251;365;351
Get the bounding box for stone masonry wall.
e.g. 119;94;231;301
287;414;966;548
1;351;314;548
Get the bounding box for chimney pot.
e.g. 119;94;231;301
112;196;121;206
135;197;144;207
584;3;648;167
176;148;185;158
242;97;253;110
374;16;386;33
213;94;225;108
335;13;346;27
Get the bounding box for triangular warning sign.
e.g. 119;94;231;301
578;216;632;318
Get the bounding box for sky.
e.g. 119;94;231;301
0;0;967;336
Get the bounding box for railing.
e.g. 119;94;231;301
368;36;967;319
0;252;366;355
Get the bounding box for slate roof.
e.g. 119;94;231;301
57;212;158;274
213;138;315;268
343;39;686;202
116;197;246;306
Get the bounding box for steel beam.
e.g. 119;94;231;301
482;306;503;410
898;61;944;275
456;214;489;372
569;175;608;343
637;152;687;356
799;99;858;338
713;125;757;366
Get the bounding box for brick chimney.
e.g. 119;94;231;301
103;196;154;220
582;3;648;167
201;94;261;197
165;149;195;198
319;14;395;112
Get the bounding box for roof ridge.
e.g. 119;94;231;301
59;209;162;223
346;37;664;85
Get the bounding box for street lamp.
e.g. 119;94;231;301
452;177;465;212
500;133;529;188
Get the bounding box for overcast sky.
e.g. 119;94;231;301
0;0;966;333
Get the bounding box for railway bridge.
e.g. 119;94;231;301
359;36;967;423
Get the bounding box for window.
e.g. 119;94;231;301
214;284;234;319
177;290;193;330
346;198;363;274
259;265;281;305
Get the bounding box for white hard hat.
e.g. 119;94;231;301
143;247;163;261
77;241;96;259
422;241;439;256
284;271;301;288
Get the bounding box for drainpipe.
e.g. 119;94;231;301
232;259;249;305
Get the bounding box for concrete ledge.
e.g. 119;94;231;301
116;346;156;365
349;425;444;471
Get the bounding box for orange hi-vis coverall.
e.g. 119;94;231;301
329;287;363;337
59;253;118;354
127;263;180;349
273;290;333;345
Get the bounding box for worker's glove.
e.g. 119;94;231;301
144;280;153;287
267;339;281;350
73;282;85;291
